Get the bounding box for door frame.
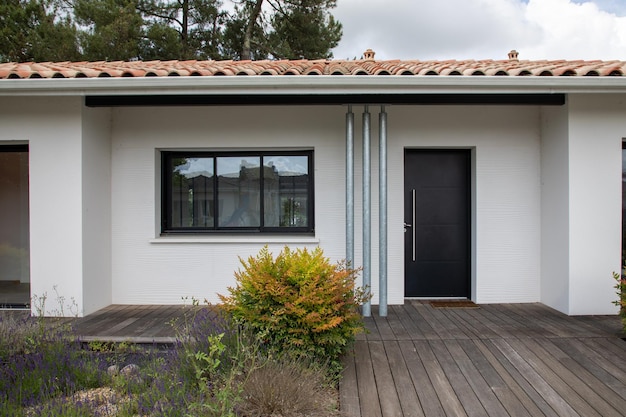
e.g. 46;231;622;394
0;144;30;309
403;147;475;300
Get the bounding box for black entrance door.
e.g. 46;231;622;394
404;149;470;298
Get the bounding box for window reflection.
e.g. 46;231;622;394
218;157;261;227
163;151;313;232
264;156;309;227
170;157;214;228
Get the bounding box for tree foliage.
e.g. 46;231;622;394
0;0;80;62
74;0;143;60
0;0;343;62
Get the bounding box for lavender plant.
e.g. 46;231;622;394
0;311;106;414
0;299;339;416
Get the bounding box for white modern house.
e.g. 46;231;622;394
0;50;623;317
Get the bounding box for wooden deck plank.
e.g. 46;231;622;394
478;339;560;417
570;315;623;336
471;305;529;339
432;308;476;339
536;338;626;411
584;338;626;371
106;307;166;338
363;316;381;341
574;338;626;381
73;304;136;334
530;304;614;338
517;337;623;417
390;304;427;340
511;303;603;339
445;340;511;416
419;304;471;340
413;340;468;417
340;351;362;417
405;302;440;340
490;338;579;416
505;304;573;338
383;307;412;341
371;310;398;342
407;302;444;340
506;336;605;416
550;339;626;399
368;341;404;417
443;308;500;340
428;340;488;416
483;304;548;339
382;341;425;417
354;340;383;417
458;339;532;417
397;340;446;417
144;305;183;337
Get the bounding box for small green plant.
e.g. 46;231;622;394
612;270;626;333
191;333;226;388
219;246;370;376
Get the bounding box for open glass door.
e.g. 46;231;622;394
0;145;30;308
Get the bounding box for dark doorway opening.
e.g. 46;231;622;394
0;145;30;308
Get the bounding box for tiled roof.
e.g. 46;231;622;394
1;55;626;79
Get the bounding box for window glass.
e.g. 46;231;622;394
163;151;313;233
217;157;261;228
263;156;309;227
169;157;214;228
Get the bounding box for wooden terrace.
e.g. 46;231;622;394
340;301;625;417
69;302;625;417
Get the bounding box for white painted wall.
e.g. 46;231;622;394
109;104;543;307
81;106;113;315
0;97;85;316
110;106;347;305
387;106;542;304
566;94;624;315
2;94;619;316
540;104;571;313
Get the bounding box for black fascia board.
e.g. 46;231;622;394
86;93;565;107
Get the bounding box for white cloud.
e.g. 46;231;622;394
331;0;626;61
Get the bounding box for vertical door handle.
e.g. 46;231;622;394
412;188;416;262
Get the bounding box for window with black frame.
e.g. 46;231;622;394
162;151;314;233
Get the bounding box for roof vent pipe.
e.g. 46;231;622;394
508;50;519;61
363;49;376;61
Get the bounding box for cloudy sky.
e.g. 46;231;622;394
330;0;626;61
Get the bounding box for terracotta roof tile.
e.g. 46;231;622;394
1;57;626;79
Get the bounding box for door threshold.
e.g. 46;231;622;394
405;297;468;300
0;304;31;310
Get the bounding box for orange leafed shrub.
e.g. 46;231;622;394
219;246;369;374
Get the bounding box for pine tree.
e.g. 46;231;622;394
0;0;80;62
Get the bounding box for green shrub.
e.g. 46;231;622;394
612;270;626;333
219;246;369;375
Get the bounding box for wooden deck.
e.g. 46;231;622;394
339;301;626;417
72;304;187;343
69;302;625;416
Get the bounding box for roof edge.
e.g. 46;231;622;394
2;75;626;96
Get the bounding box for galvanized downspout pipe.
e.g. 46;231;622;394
379;106;388;317
346;105;354;270
362;105;372;317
